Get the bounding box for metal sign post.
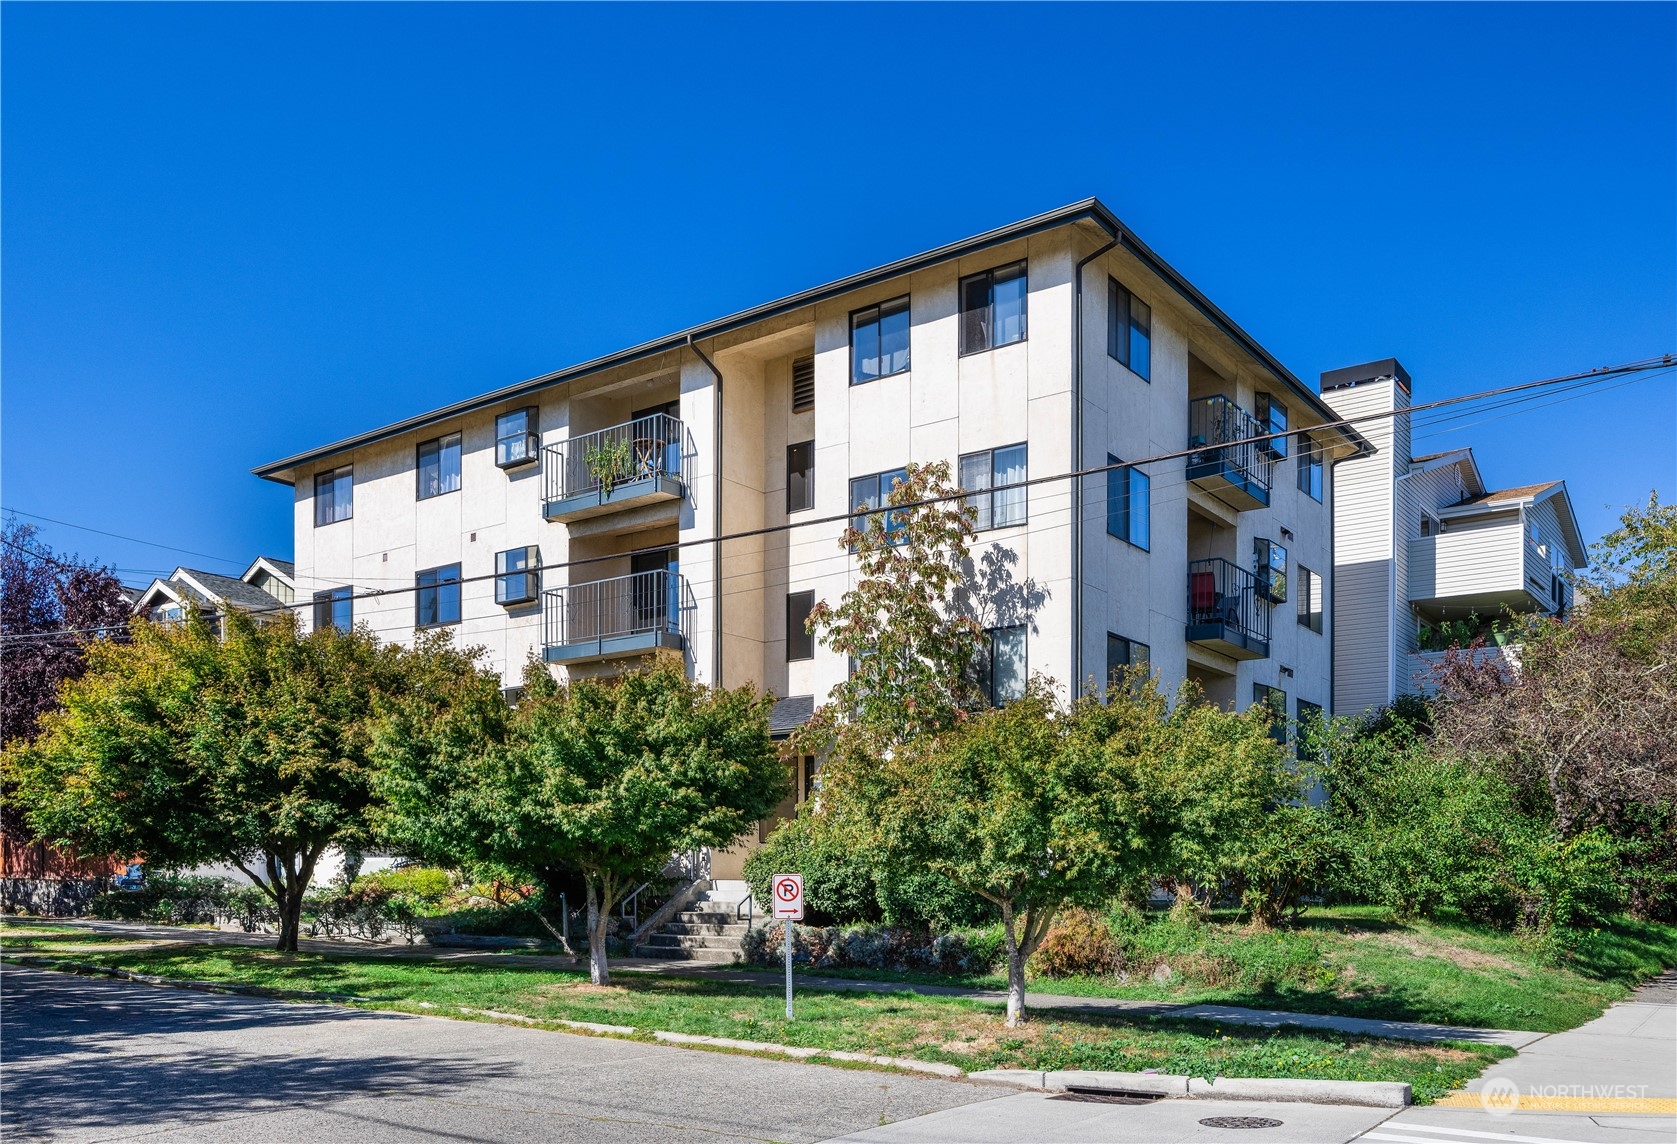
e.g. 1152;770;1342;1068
771;873;804;1020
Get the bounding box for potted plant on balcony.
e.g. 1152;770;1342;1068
584;437;633;497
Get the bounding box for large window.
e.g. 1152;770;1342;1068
1256;538;1288;603
787;441;814;513
314;466;353;527
1296;432;1323;502
974;624;1027;706
851;296;911;384
415;564;462;628
849;467;909;541
786;590;815;662
1106;633;1150;692
1253;684;1288;744
1296;565;1323;634
1256;393;1288;461
959;444;1028;531
495;408;539;469
791;356;815;413
417;433;462;500
312;587;353;633
1106;456;1150;550
495;547;540;606
959;261;1028;355
1107;279;1152;381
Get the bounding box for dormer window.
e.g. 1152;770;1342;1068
496;408;540;469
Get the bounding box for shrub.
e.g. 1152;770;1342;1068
740;921;992;973
1028;907;1119;978
353;865;454;911
91;873;239;925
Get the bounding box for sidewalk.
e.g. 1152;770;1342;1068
13;917;1548;1048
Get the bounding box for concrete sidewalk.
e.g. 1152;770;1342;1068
13;917;1547;1048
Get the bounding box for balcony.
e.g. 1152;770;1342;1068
543;414;685;523
542;569;690;665
1186;396;1276;511
1186;558;1271;660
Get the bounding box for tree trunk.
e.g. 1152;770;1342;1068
1001;900;1026;1027
586;877;611;985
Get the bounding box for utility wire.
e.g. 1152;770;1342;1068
0;508;249;569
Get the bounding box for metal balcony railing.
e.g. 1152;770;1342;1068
542;569;689;661
1187;557;1271;658
542;413;685;504
1187;396;1276;507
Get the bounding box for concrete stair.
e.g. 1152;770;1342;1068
633;881;751;964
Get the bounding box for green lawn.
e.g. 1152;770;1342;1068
3;934;1507;1104
759;908;1677;1033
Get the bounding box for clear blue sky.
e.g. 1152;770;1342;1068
4;3;1672;586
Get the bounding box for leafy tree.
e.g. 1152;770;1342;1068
794;460;984;759
0;517;131;748
378;657;786;984
824;683;1144;1025
3;610;483;950
1575;490;1677;653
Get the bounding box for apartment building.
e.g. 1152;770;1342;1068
1320;358;1587;714
255;201;1370;859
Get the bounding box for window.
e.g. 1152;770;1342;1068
1297;433;1323;501
1256;539;1288;603
1296;565;1323;634
787;441;814;513
1253;684;1288;743
314;466;353;527
786;590;815;661
959;261;1027;355
417;433;462;500
850;296;910;384
1107;279;1152;381
1106;633;1150;692
495;546;540;606
1296;699;1324;763
1105;456;1150;550
495;408;539;469
959;444;1028;531
1256;393;1288;460
850;467;909;541
1419;511;1440;538
313;587;353;633
791;356;815;413
415;564;462;628
974;625;1027;706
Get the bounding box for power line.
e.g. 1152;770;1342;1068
0;509;248;569
3;354;1669;647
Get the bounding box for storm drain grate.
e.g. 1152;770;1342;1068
1198;1116;1284;1129
1049;1088;1164;1105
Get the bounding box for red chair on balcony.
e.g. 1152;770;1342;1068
1190;570;1217;624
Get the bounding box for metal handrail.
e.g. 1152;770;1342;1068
735;891;755;930
1187;557;1272;646
542;412;684;502
542;569;687;650
1188;395;1276;495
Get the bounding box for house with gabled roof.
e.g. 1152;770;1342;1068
131;558;296;628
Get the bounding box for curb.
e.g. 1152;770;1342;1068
966;1069;1411;1107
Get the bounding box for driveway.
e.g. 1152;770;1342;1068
1;966;998;1143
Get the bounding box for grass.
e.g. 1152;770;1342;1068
760;907;1677;1033
1;929;1507;1104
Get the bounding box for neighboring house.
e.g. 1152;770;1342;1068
1320;358;1587;713
131;558;296;628
255;198;1375;874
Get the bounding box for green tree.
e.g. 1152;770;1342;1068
826;683;1144;1025
1576;490;1677;653
3;611;483;950
378;657;786;985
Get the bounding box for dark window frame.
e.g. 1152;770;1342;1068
1297;432;1323;502
849;295;911;385
786;590;815;662
417;432;463;501
1256;393;1289;461
958;260;1029;356
1105;632;1151;693
1105;455;1151;551
1296;565;1324;634
495;407;540;470
1253;683;1288;743
787;441;815;513
415;563;463;629
313;586;353;633
849;467;909;544
959;443;1028;532
1107;278;1152;382
973;623;1027;707
494;546;540;607
313;466;353;527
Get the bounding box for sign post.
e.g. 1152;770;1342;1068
772;873;804;1020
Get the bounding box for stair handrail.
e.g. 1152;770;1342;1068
736;890;755;930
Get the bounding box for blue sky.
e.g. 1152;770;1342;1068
4;3;1672;586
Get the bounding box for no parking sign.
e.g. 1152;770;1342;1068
772;873;804;921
